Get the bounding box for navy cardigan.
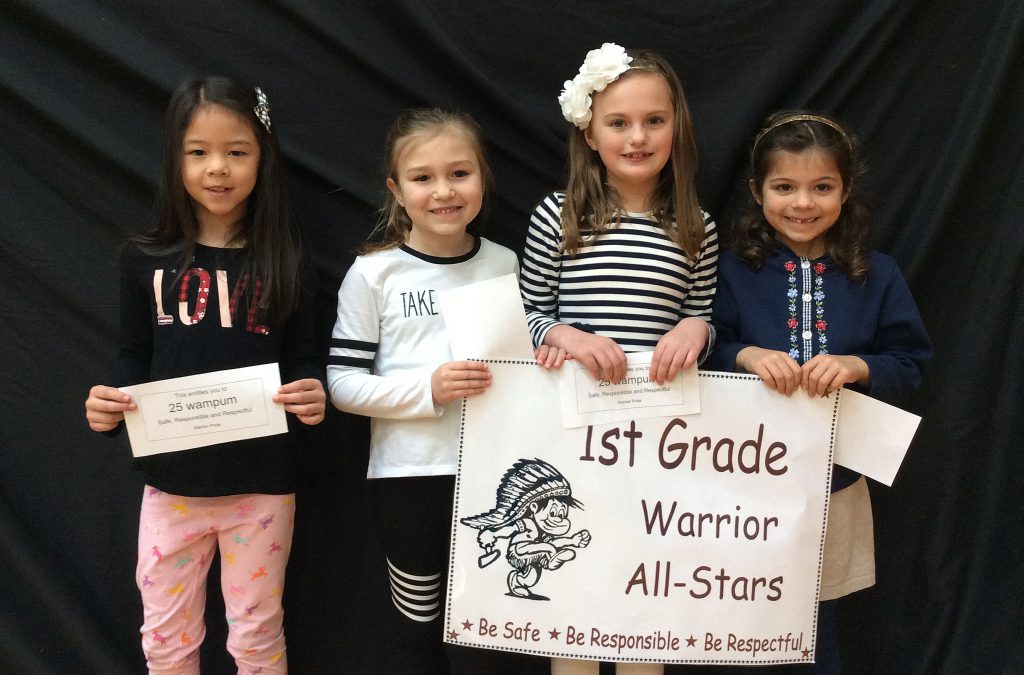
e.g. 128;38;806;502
708;244;932;490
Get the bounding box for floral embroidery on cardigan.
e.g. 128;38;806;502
785;259;827;360
785;261;799;358
814;262;828;354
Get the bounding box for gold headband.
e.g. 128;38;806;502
752;114;852;154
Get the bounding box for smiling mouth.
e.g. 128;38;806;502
623;152;652;160
787;216;818;224
430;206;462;214
542;518;569;533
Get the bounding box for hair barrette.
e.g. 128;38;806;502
254;87;272;133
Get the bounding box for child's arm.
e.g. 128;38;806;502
274;379;326;425
430;361;492;405
804;259;930;402
860;261;931;402
330;357;488;418
84;385;136;432
649;317;710;384
520;196;628;381
517;227;571;371
276;261;327;425
328;260;482;419
85;244;151;433
736;346;803;396
707;253;755;372
534;345;571;369
710;254;801;395
800;355;870;397
327;280;433;419
651;214;719;383
542;324;627;382
520;201;567;345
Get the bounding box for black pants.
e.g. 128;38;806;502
370;475;547;674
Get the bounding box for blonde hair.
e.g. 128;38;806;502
561;49;704;257
362;108;491;253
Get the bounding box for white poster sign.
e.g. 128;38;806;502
446;363;835;665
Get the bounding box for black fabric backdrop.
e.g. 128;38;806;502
1;1;1021;673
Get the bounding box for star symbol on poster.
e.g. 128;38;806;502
462;619;473;630
549;627;561;640
686;635;697;647
802;648;811;658
447;630;459;641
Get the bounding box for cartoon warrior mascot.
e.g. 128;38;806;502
461;458;591;600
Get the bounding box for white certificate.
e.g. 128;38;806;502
120;363;288;457
559;351;700;428
438;274;535;360
835;388;921;486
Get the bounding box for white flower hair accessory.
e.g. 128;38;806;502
254;87;271;133
558;43;633;129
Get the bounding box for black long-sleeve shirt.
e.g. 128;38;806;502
111;242;320;496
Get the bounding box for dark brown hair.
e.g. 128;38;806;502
734;110;870;282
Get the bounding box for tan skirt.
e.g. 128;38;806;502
820;475;876;601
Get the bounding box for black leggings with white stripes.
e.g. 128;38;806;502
369;475;548;674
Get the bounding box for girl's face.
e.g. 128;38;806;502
181;105;260;238
753;149;848;259
387;129;483;257
584;71;674;212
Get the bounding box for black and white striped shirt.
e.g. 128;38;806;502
520;192;718;351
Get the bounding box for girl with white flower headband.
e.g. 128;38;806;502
523;43;718;393
521;44;718;675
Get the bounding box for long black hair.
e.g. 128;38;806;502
139;76;300;324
